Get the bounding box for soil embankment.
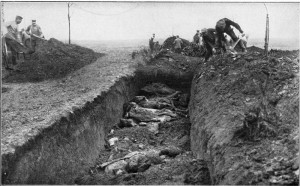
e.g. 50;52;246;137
2;76;142;184
1;46;137;184
2;41;299;185
189;47;299;184
3;38;102;83
1;41;200;184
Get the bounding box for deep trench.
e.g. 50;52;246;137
2;69;211;184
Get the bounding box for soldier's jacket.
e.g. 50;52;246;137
202;28;216;45
216;18;243;33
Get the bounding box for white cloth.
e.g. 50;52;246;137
4;21;22;42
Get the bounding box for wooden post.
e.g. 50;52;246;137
68;2;71;44
264;4;269;56
1;2;5;37
264;14;269;56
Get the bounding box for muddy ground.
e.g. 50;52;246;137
75;46;299;185
190;46;299;185
1;45;138;156
1;38;299;185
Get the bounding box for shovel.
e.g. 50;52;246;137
5;34;26;47
31;34;47;41
228;38;241;54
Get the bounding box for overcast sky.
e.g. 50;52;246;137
2;2;299;42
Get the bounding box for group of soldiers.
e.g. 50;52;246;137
149;34;184;54
149;18;247;62
3;15;45;68
195;18;247;61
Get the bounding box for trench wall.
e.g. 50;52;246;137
188;58;299;184
2;76;143;184
2;69;194;184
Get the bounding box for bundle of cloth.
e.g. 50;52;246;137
225;33;249;54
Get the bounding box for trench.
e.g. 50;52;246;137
2;68;211;185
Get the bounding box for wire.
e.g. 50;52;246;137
264;3;269;14
72;3;139;16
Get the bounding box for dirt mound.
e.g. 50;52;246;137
190;47;299;185
136;50;201;89
182;42;206;57
161;36;190;51
3;38;102;83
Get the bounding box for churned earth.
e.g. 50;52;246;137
1;37;299;185
189;47;299;185
1;43;138;156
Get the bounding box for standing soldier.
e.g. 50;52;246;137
173;35;183;54
215;18;246;53
4;15;24;44
26;20;44;51
193;30;201;45
200;28;216;62
3;15;24;68
149;33;155;53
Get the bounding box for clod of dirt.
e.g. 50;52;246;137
3;38;102;83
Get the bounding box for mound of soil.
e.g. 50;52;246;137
3;38;102;83
182;42;206;57
136;50;201;90
190;47;299;185
161;36;190;51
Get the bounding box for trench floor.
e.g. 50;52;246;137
75;86;211;185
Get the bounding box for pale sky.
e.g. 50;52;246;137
1;2;299;42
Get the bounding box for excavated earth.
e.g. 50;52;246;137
2;42;299;185
2;38;102;83
189;47;299;185
1;43;200;184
